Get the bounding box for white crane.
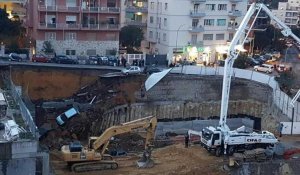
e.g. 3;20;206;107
191;3;300;156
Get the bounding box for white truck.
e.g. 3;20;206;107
189;2;300;156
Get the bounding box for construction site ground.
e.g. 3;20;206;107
50;143;225;175
49;135;300;175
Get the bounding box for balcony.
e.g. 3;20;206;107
228;10;242;17
189;26;204;33
126;20;147;27
190;0;206;3
38;5;57;11
227;24;238;31
38;23;80;30
125;6;148;13
81;24;119;30
82;7;120;13
190;41;204;47
190;11;206;18
57;6;80;12
229;0;242;2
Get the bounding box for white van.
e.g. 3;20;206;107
254;64;274;74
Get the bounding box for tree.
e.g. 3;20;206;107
0;8;22;39
119;26;144;53
42;41;54;54
233;54;248;69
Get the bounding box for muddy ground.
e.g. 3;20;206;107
50;143;225;175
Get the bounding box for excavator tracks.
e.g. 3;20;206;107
71;160;118;172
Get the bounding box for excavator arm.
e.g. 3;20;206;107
92;116;157;155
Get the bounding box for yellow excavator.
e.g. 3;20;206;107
60;116;157;172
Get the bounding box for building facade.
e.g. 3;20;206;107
26;0;121;56
120;0;148;53
272;0;300;28
147;0;248;65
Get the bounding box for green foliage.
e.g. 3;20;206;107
254;24;287;52
119;26;144;52
0;8;22;39
233;54;248;69
42;41;54;54
275;71;295;95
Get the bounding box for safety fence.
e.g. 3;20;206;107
170;66;300;123
10;79;39;139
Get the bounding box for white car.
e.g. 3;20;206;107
254;64;274;74
121;66;141;75
56;107;80;126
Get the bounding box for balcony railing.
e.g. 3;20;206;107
125;6;148;13
189;26;204;33
190;0;206;3
190;11;206;18
81;24;119;30
57;6;80;12
38;5;57;11
38;23;80;29
228;10;242;17
82;7;120;13
126;20;147;27
229;0;242;2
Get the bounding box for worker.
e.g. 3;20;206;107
184;133;189;148
279;123;283;137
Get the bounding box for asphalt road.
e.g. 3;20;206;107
0;60;123;71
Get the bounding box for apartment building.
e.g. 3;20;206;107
147;0;247;64
272;0;300;28
26;0;121;56
120;0;148;52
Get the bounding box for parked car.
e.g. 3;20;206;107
8;53;22;62
53;55;78;64
88;56;99;65
56;107;80;126
254;64;274;74
98;56;109;65
108;56;118;66
247;58;260;66
143;66;161;75
121;66;141;75
32;54;50;63
276;64;289;72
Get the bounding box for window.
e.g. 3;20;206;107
203;34;213;40
191;34;197;44
218;4;227;11
164;18;167;26
206;4;215;11
66;0;76;7
150;2;154;9
229;33;234;41
194;4;199;12
163;33;166;41
66;15;76;24
149;31;153;38
86;49;96;55
192;19;199;28
66;50;76;55
216;34;224;40
164;3;168;10
217;19;226;26
65;32;76;40
45;32;56;40
150;16;154;23
204;19;214;26
107;0;116;7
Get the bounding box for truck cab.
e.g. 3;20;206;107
201;127;222;152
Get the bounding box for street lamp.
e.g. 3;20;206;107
175;24;185;63
284;44;293;63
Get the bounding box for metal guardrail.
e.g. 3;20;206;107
10;80;39;139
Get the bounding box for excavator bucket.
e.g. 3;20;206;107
136;149;154;168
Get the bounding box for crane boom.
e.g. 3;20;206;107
219;3;300;131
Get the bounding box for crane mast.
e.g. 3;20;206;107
219;3;300;131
